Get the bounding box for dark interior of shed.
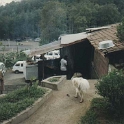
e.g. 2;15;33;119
108;50;124;69
61;39;92;79
38;58;61;81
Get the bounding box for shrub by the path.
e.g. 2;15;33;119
80;98;124;124
81;70;124;124
95;70;124;118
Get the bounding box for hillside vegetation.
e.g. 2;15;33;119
0;0;123;44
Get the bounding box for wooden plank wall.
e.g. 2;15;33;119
93;49;109;78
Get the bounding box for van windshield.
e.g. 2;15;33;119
15;63;20;66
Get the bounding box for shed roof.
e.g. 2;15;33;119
30;32;89;56
60;32;90;45
29;40;61;56
29;24;124;57
87;24;124;55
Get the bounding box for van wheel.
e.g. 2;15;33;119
2;72;4;76
15;70;19;74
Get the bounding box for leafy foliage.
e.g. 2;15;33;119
96;4;120;26
80;98;104;124
0;51;28;68
0;0;123;43
80;110;99;124
48;77;60;82
117;18;124;42
80;98;124;124
0;83;46;122
95;70;124;118
40;1;67;44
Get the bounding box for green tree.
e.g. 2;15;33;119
96;4;120;26
0;0;123;42
41;1;67;44
117;18;124;42
67;1;98;33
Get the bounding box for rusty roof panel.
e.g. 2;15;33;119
87;24;124;54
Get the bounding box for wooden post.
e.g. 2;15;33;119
0;71;4;94
42;55;45;80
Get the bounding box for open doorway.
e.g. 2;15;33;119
60;39;92;79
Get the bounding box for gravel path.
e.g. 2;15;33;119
20;79;98;124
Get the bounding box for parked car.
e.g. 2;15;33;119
15;38;22;42
12;61;26;73
34;38;41;42
0;62;6;76
44;50;60;60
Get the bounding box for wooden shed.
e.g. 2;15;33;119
30;32;92;80
29;23;124;80
58;32;92;79
87;24;124;78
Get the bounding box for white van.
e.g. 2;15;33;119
12;61;26;73
0;62;6;76
44;50;60;60
32;55;42;62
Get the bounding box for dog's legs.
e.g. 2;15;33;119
79;91;84;103
75;88;78;98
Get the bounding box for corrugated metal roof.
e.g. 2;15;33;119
29;32;90;56
87;24;124;55
29;40;61;57
60;32;90;45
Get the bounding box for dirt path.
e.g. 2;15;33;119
20;79;98;124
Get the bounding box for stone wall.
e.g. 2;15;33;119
3;84;26;94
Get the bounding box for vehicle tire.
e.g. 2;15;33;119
2;72;4;76
15;70;19;74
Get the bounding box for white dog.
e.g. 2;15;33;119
71;73;90;103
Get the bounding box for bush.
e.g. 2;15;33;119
117;18;124;42
80;98;124;124
95;70;124;117
0;83;46;122
48;77;60;82
80;109;99;124
80;98;106;124
0;51;28;68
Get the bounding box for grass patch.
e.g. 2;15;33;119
48;77;60;82
0;85;46;123
80;98;124;124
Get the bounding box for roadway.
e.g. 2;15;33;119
0;40;39;85
0;41;39;53
4;70;25;85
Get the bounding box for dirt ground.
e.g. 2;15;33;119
4;70;25;85
19;79;98;124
